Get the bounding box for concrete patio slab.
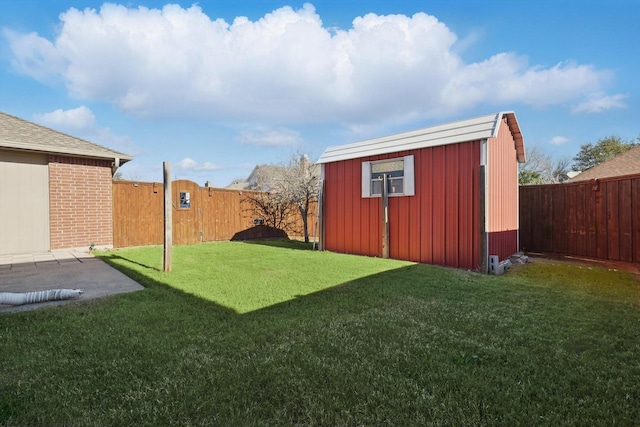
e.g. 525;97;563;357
0;251;144;314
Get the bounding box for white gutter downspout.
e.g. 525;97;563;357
111;157;120;176
480;139;489;273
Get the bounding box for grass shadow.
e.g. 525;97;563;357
4;248;640;426
237;239;315;251
94;255;241;318
99;253;162;272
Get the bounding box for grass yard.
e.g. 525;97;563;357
1;241;639;426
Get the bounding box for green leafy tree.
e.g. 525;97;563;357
572;136;638;171
518;170;543;185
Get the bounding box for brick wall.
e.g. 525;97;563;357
49;155;114;250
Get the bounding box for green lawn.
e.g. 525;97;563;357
1;241;639;426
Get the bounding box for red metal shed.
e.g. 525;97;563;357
317;112;526;272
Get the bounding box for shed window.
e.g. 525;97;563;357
372;160;404;195
362;155;414;198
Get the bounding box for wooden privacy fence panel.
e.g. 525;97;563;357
519;173;640;263
201;185;249;241
113;181;164;248
113;180;317;248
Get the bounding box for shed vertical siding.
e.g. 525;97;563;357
487;122;519;261
323;141;481;270
419;148;434;264
431;146;446;265
445;144;460;266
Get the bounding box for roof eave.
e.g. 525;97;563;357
318;111;527;164
0;141;134;162
499;111;526;163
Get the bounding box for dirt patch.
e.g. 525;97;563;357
526;252;640;276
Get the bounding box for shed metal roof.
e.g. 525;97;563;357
318;112;525;164
0;111;133;163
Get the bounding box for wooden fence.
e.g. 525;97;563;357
113;180;317;248
519;173;640;263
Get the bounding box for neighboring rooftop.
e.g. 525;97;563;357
225;164;285;190
318;112;525;164
0;111;133;163
568;145;640;182
225;163;321;190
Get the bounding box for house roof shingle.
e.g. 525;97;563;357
225;163;321;190
317;112;525;164
568;145;640;182
0;112;133;163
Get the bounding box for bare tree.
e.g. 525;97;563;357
519;146;571;184
276;154;319;242
242;154;319;242
241;190;299;231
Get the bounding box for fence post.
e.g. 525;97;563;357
163;162;172;273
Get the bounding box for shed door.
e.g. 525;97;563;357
0;151;50;255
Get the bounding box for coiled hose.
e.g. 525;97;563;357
0;289;83;305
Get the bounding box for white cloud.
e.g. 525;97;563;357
177;157;221;171
452;28;484;55
441;58;604;113
237;126;302;146
33;106;142;156
115;162;157;182
571;92;628;114
550;136;570;145
92;127;144;156
3;29;67;83
34;105;96;129
4;3;615;125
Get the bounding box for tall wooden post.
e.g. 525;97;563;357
381;174;389;258
317;179;325;251
163;162;172;273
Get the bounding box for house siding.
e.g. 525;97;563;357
0;150;50;255
323;141;481;270
49;155;113;250
487;122;519;261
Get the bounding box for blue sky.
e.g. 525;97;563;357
1;0;638;185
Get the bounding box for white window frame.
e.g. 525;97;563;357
362;155;414;198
